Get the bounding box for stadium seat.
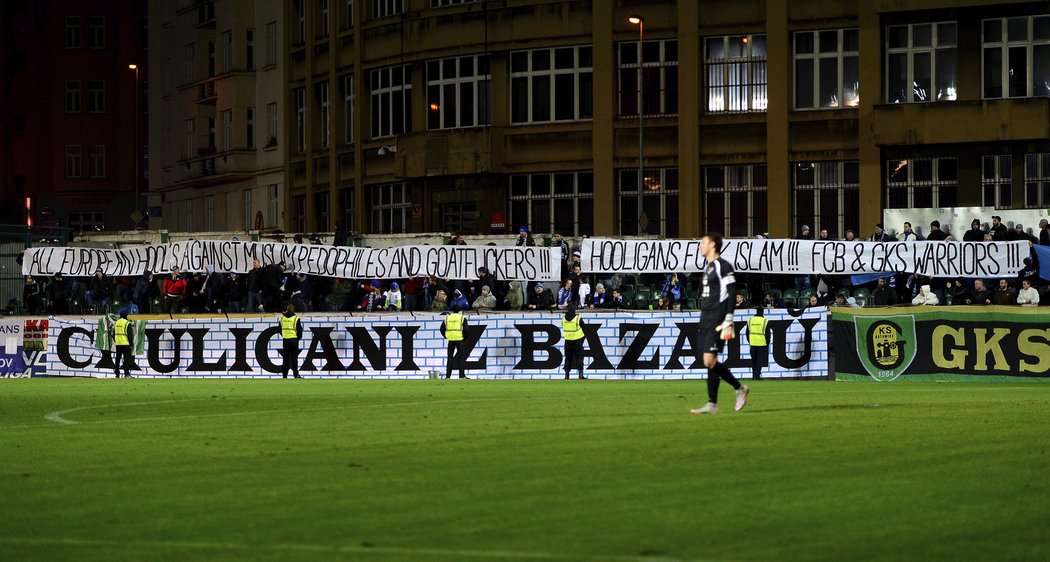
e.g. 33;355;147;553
8;298;23;315
799;288;815;301
150;298;163;314
853;288;871;300
781;297;797;308
767;288;783;298
783;289;799;301
684;297;698;309
835;288;851;300
635;297;650;310
620;285;637;303
854;296;868;307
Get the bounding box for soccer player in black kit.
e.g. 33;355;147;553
690;232;750;415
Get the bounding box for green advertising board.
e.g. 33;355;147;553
832;306;1050;381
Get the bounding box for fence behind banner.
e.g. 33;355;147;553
44;309;829;379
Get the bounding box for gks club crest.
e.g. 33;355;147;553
854;315;917;381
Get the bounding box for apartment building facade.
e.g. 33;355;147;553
148;0;286;233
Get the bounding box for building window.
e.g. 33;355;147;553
314;191;330;230
1025;153;1050;208
886;22;957;103
205;195;216;231
292;195;307;232
295;88;307;153
442;202;477;233
617;168;679;237
344;0;354;29
510;46;593;123
88;80;105;113
221;109;233;151
266;21;277;66
703;164;768;237
269;184;279;226
185;199;196;231
246;107;256;149
88;16;105;49
267;102;278;146
509;171;594;236
618;39;679;117
426;54;491;129
369;65;412;138
704;34;767;113
65;16;80;49
339;187;355;232
793;161;860;240
184;118;196;159
70;211;104;232
343;74;354;143
295;0;306;44
89;145;106;178
246;28;255;70
982;155;1013;208
222;30;233;73
319;0;330;37
318;81;330;149
207;41;216;76
208;117;216;147
372;0;403;19
885;157;958;208
370;182;410;233
65;145;82;178
432;0;477;6
794;29;859;109
65;80;81;113
185;44;196;83
982;16;1050;99
243;190;253;230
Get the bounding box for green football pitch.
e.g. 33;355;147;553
2;379;1048;562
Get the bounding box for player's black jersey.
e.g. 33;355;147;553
699;257;736;320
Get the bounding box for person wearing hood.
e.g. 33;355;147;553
911;284;940;306
133;270;159;313
504;280;524;310
449;288;470;310
87;267;113;313
278;304;304;378
440;304;468;378
561;302;586;380
48;273;72;315
472;285;496;312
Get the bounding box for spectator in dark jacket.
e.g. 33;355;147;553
962;219;986;242
526;283;556;311
48;273;72;314
969;279;992;305
86;268;112;311
247;259;265;312
261;262;286;312
23;276;43;314
224;272;246;312
132;271;159;313
870;277;896;306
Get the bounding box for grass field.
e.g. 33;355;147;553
1;379;1048;562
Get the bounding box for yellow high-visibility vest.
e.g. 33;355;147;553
747;316;768;347
444;313;464;341
562;315;584;341
114;318;131;346
280;315;300;339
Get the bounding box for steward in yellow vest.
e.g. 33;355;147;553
562;302;586;380
113;310;134;378
744;307;770;380
279;304;304;378
440;304;468;378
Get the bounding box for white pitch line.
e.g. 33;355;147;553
0;536;704;562
43;398;215;425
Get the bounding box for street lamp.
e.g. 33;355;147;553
628;15;645;234
129;64;141;227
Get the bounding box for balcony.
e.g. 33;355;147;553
872;98;1050;146
195;80;217;104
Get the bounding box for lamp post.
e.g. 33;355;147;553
628;16;645;234
128;64;141;227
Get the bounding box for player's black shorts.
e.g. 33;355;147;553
699;324;725;354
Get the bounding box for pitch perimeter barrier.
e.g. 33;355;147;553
41;309;829;379
832;306;1050;382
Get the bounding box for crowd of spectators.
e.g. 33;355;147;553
15;216;1050;315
